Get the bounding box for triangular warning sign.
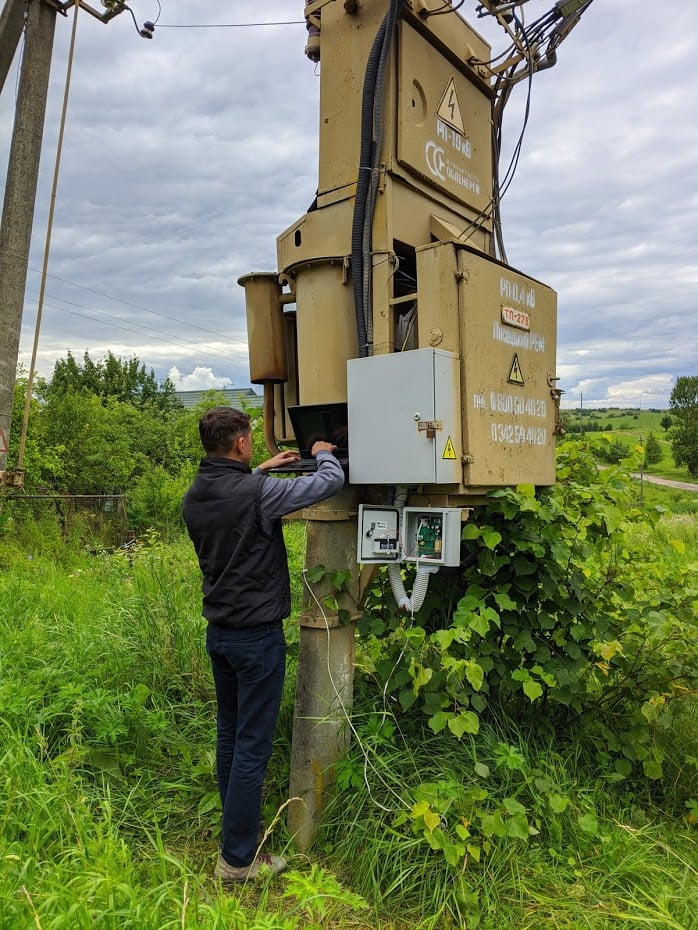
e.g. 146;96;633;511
442;436;457;460
507;354;525;385
436;77;465;135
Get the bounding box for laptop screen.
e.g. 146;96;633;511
288;403;349;460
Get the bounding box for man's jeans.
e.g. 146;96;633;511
206;622;286;867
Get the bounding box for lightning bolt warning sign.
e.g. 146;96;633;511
436;77;464;135
507;354;525;386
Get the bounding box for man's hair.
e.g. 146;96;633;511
198;407;251;454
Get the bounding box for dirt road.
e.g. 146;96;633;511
631;473;698;492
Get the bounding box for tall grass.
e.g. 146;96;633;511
1;516;697;929
319;694;698;929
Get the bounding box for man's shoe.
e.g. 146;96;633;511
214;852;287;884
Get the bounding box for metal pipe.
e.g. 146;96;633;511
263;383;282;457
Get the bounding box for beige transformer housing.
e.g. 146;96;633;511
240;0;561;502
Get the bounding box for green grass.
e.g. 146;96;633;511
1;518;697;929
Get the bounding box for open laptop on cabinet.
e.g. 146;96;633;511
265;402;349;475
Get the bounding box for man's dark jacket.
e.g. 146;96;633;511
182;457;289;628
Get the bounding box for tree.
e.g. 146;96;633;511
43;350;181;414
39;391;148;494
643;432;662;468
660;414;672;432
669;376;698;477
6;366;64;489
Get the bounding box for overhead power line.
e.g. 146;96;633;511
28;266;236;345
23;286;250;366
157;21;305;29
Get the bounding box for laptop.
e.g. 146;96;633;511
266;402;349;474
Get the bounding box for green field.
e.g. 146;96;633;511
562;407;698;486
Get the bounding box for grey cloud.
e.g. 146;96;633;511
4;0;697;405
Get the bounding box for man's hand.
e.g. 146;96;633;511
311;441;337;456
258;449;301;473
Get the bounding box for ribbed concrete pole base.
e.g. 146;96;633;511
287;491;359;851
287;622;356;851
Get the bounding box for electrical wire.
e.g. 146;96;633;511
490;9;536;261
301;565;409;815
485;0;598;260
23;286;250;367
27;267;238;346
156;21;305;29
424;0;465;18
17;0;81;472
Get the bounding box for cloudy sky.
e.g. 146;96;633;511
1;0;696;408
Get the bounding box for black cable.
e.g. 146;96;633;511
363;0;404;348
27;267;235;345
424;0;465;17
351;17;387;357
156;21;305;29
490;10;537;261
25;297;248;368
24;287;250;366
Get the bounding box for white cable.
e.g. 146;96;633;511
301;565;407;814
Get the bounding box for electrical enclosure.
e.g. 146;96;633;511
402;507;461;567
416;242;558;490
347;348;461;485
357;505;401;563
356;504;461;567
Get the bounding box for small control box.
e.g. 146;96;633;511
402;508;461;566
357;505;462;567
357;506;401;563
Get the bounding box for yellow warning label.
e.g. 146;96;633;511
436;77;464;135
442;436;457;460
507;353;525;385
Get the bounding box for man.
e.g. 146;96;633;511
182;406;344;884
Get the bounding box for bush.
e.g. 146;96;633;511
596;437;629;464
643;432;662;467
359;441;698;804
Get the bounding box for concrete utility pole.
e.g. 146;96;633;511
0;0;57;478
0;0;26;94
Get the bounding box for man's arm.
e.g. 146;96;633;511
256;448;345;525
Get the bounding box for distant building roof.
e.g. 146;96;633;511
175;388;263;410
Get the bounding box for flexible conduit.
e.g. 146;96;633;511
351;0;404;357
387;485;439;614
388;561;439;614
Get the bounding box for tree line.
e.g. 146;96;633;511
5;354;698;534
5;351;265;535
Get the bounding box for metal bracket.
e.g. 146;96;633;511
417;419;443;439
0;470;24;489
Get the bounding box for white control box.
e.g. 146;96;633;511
356;504;462;567
347;348;462;485
402;507;461;566
357;505;401;563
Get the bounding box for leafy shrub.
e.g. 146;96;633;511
358;441;698;795
643;432;663;467
127;464;194;537
596;436;629;464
